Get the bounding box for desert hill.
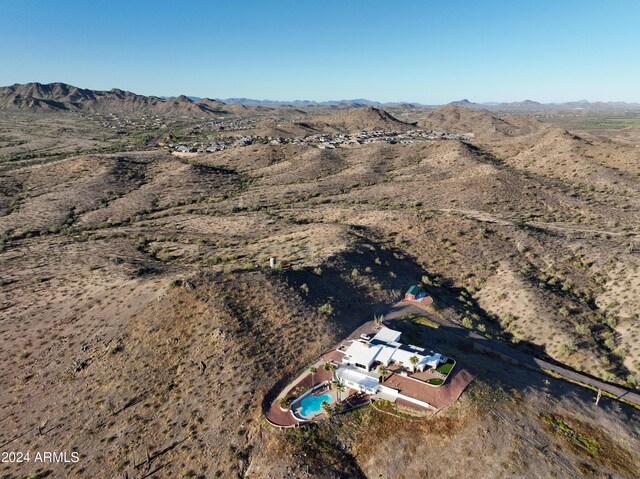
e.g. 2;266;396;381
215;105;415;138
315;105;417;132
420;104;542;138
421;105;640;192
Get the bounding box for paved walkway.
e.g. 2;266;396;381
383;300;640;409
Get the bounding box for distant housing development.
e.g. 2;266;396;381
169;127;472;156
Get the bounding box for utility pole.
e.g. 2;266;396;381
595;388;602;406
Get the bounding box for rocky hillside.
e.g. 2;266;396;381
315;106;417;132
420;104;541;137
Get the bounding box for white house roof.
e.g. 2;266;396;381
422;353;445;368
343;341;382;368
336;366;380;391
376;345;396;365
390;347;425;366
372;327;402;344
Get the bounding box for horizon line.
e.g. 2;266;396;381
3;81;640;106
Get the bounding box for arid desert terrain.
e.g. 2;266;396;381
1;83;639;478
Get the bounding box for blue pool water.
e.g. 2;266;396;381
299;393;332;417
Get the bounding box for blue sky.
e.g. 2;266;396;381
2;0;639;103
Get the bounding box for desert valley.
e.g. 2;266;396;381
1;81;640;479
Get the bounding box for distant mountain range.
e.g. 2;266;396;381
216;98;385;108
2;82;640;116
162;96;640;112
448;98;640;112
0;82;271;117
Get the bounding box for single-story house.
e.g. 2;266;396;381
335;366;380;394
341;327;447;373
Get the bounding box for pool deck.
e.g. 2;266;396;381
292;390;337;421
265;356;335;427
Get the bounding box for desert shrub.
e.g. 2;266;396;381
560;343;578;356
613;348;626;360
575;323;590;335
604;314;619;328
499;313;516;328
625;374;639;389
603;335;617;350
601;371;616;382
318;303;333;315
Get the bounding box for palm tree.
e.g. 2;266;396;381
409;356;420;373
279;396;292;410
309;366;317;386
323;362;337;380
377;364;389;381
332;380;346;402
321;401;333;417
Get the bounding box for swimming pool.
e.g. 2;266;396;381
299;393;332;417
